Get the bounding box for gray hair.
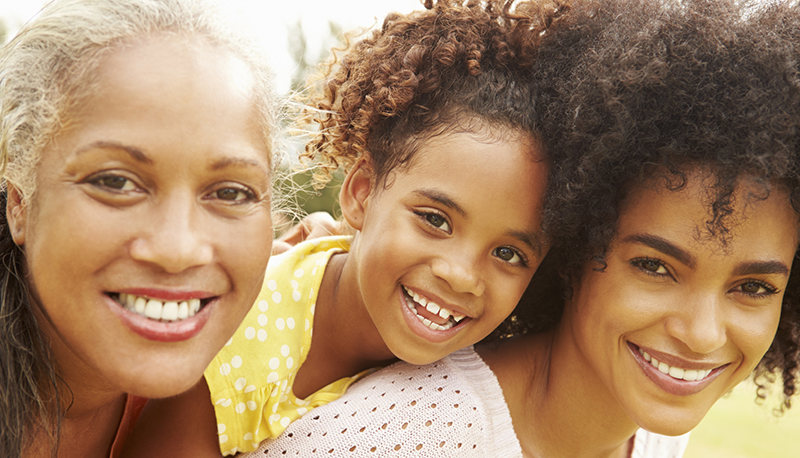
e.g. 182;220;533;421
0;0;276;200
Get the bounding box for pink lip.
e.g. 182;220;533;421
107;293;214;342
627;342;728;396
398;287;469;343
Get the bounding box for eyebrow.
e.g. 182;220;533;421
75;141;267;171
733;261;790;277
76;140;153;164
414;189;466;217
508;229;545;255
210;156;266;171
413;188;543;254
622;234;697;269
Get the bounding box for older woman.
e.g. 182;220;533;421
0;0;276;456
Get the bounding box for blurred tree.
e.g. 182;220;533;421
275;19;346;235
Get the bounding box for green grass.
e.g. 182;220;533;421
683;381;800;458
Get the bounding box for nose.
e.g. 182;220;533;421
430;249;486;297
664;292;728;355
128;193;213;273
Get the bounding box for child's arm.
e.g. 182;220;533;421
120;377;222;458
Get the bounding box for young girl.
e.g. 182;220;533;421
123;1;558;456
245;0;800;456
0;0;276;457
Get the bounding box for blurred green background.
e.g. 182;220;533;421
684;380;800;457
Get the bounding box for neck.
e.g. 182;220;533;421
479;329;638;458
292;242;397;398
26;307;128;458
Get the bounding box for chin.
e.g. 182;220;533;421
631;410;703;437
122;370;204;399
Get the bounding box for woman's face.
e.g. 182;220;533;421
563;172;798;435
7;36;273;398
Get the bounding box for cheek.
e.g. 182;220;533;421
735;305;782;367
217;210;273;292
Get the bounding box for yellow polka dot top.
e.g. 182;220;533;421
205;236;372;456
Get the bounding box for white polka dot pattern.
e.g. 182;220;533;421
204;237;373;456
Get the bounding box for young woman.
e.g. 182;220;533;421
244;0;800;456
0;0;276;456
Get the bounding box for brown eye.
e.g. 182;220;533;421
215;188;245;201
415;211;451;233
90;174;136;191
426;213;447;228
496;247;515;261
632;258;668;276
493;246;525;265
641;260;661;272
741;281;762;294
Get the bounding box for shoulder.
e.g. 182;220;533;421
244;348;522;457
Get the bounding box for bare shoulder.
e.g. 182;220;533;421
475;334;549;397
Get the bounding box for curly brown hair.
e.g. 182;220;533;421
497;0;800;411
299;0;571;186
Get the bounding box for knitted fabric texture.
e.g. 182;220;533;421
242;347;690;457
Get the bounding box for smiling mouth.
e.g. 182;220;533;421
636;347;715;382
113;293;211;322
402;286;467;331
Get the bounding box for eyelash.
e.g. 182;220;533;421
205;185;258;204
413;209;451;234
412;210;529;267
631;257;781;299
85;172;258;205
85;172;140;193
630;257;670;278
735;280;780;299
494;246;530;268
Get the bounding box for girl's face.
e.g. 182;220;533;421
7;36;273;398
563;172;798;435
347;129;549;365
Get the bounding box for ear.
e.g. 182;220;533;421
339;158;374;231
6;183;27;246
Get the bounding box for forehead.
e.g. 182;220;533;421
619;173;800;257
92;34;254;116
50;33;269;161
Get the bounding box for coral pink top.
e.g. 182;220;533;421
109;395;148;458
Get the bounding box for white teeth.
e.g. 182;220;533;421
134;296;146;314
638;347;712;382
117;293;203;322
402;286;467;331
144;299;162;320
178;301;189;319
162;301;179;321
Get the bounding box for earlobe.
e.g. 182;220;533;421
6;184;27;246
339;158;374;231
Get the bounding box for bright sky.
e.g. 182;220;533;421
0;0;424;94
